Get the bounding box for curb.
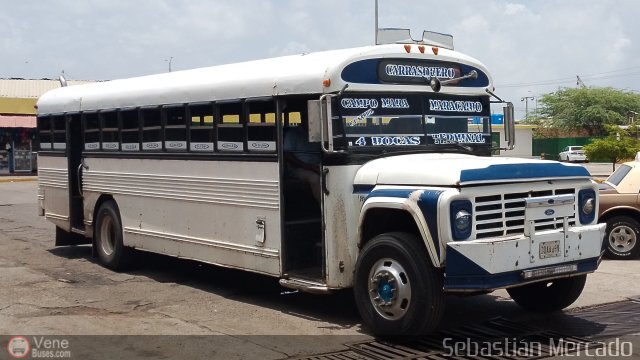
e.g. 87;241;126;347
0;177;38;183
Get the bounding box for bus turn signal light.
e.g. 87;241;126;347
323;79;331;87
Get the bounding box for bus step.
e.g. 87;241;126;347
70;227;86;236
279;278;330;294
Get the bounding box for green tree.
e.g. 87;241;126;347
537;88;640;136
583;125;640;171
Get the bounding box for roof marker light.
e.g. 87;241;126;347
418;45;425;53
323;79;331;87
432;47;439;55
404;44;411;53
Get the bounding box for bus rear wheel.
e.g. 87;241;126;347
354;232;444;338
95;200;131;270
507;274;587;312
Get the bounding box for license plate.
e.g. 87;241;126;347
539;240;560;259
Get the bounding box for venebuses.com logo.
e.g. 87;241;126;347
6;336;30;358
5;336;72;359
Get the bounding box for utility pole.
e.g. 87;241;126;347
165;57;173;72
521;96;534;122
576;75;586;88
374;0;379;45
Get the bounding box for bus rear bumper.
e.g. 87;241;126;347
443;223;606;292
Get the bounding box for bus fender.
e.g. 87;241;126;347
358;191;442;268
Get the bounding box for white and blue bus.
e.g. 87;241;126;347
36;38;605;336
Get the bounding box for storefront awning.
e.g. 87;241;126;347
0;115;36;128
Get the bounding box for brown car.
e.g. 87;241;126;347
598;161;640;259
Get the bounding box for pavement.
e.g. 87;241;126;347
1;167;639;358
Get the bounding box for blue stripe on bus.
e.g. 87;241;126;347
416;190;443;258
365;188;443;258
459;163;590;183
353;184;375;194
444;246;599;290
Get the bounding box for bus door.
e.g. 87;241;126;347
281;103;325;281
67;114;85;232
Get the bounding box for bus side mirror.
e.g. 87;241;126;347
503;102;515;150
307;100;322;142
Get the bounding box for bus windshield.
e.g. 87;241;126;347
334;93;492;152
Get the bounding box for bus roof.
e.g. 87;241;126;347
37;44;492;115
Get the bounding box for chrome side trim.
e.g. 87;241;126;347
45;213;69;222
84;171;279;209
38;167;68;189
124;227;280;258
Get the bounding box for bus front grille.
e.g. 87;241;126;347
474;188;576;239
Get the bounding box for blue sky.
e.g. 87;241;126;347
1;0;639;118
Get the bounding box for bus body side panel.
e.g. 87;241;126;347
323;165;362;288
37;154;71;231
82;157;282;276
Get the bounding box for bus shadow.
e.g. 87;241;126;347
48;245;548;335
49;245;361;330
135;251;361;329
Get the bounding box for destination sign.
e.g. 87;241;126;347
340;58;489;87
384;63;456;80
378;59;461;84
429;99;483;113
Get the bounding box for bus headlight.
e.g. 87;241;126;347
578;189;596;224
450;200;472;240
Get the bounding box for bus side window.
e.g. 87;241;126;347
142;107;162;151
101;111;119;151
217;102;244;152
164;105;187;152
189;103;215;152
37;116;52;151
121;109;139;151
247;101;276;153
52;115;66;151
83;112;100;151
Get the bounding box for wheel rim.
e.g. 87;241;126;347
609;225;637;253
99;214;116;256
367;258;411;321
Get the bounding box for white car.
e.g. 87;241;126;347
558;146;588;162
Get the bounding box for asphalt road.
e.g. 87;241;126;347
0;180;639;359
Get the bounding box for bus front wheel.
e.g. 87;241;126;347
354;232;444;338
95;200;131;270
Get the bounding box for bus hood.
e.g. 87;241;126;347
353;153;591;187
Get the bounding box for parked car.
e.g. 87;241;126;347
598;160;640;259
558;146;588;162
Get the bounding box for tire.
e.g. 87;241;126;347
353;232;444;338
94;200;131;270
507;274;587;312
604;216;640;259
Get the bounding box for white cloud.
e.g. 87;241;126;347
1;0;639;115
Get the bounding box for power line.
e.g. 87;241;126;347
495;66;640;88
